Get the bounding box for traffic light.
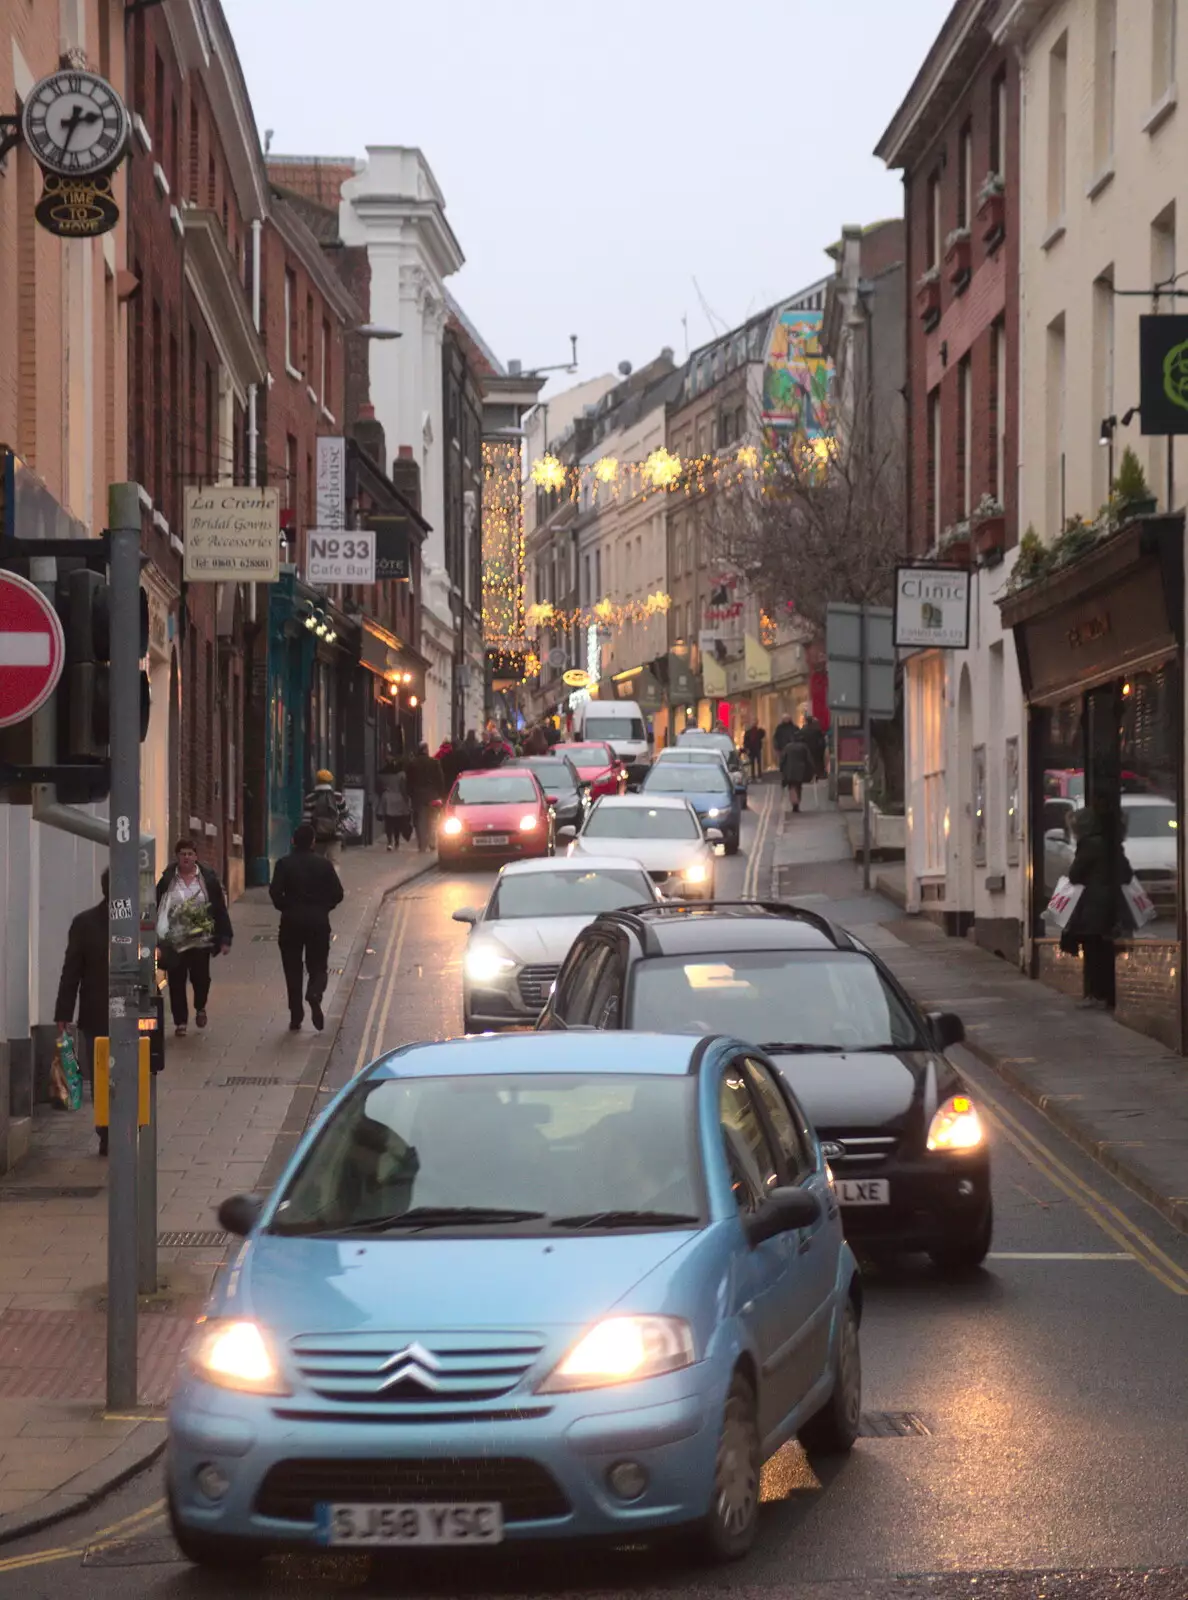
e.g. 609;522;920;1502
55;567;150;796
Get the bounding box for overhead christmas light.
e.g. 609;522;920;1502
530;454;566;491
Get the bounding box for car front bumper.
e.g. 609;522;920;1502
438;834;549;865
836;1153;991;1250
167;1368;723;1550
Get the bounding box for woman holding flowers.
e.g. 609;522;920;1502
156;839;233;1036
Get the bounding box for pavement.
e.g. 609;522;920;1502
768;797;1188;1241
0;838;434;1545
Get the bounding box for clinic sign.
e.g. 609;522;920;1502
893;564;970;650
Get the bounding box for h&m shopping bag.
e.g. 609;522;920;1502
1045;876;1084;929
1122;880;1158;928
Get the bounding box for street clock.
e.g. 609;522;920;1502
22;70;130;178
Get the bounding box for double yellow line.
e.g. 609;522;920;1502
974;1073;1188;1296
742;779;778;899
0;1497;165;1576
352;893;412;1077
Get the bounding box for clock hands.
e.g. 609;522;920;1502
59;102;101;152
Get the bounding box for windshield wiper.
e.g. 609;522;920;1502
758;1042;904;1054
551;1210;699;1230
275;1206;546;1236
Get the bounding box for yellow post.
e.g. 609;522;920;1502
92;1038;151;1129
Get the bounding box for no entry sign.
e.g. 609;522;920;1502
0;570;66;728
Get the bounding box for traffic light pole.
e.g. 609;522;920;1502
106;486;144;1412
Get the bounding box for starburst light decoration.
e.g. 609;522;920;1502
736;445;759;470
524;602;555;628
644;591;672;614
593;598;614;623
530;454;567;492
593;456;619;483
641;446;682;489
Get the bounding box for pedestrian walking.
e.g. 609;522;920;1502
269;822;345;1031
524;723;550;756
801;714;827;780
376;762;412;851
303;769;350;863
1060;803;1135;1009
779;733;815;813
743;722;766;780
156;840;233;1037
773;713;798;758
53;868;111;1156
460;728;482;770
406;742;445;850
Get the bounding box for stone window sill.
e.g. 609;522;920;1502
1085;164;1115;201
285;362;303;382
1041;218;1066;252
152;162;170;197
1144;84;1178;135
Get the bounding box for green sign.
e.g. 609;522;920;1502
1139;314;1188;434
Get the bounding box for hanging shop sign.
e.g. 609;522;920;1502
563;668;591;689
315;437;346;530
365;513;412;582
1139;315;1188;435
307;529;376;586
184;487;280;582
34;171;120;238
21;70;131;240
892;563;971;650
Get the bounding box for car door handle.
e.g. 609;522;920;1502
797;1232;812;1254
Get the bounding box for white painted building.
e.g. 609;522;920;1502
339;147;465;752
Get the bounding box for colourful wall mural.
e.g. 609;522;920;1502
761;306;832;438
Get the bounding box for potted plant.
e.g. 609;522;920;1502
938;519;972;564
972;493;1006;561
976;172;1005;246
1051;513;1097;569
945;225;972;288
1006;525;1050;592
1113;446;1158;518
916;265;941;327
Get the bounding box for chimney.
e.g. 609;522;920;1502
391;445;422;514
352;403;387;471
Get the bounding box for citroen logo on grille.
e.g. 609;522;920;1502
377;1341;443;1394
820;1141;845;1160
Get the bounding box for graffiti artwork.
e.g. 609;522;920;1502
761;306;832;437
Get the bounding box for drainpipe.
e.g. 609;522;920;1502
247;218;263;623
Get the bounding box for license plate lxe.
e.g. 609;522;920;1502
318;1502;504;1547
836;1178;890;1206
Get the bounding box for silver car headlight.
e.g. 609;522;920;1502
465;944;517;983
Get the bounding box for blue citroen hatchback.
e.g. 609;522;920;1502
167;1033;861;1568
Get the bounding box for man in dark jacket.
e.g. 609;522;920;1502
780;734;815;812
773;714;798;756
742;723;766;779
54;869;110;1155
406;743;445;850
800;715;827;779
269;823;345;1031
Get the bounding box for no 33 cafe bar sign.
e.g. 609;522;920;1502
14;69;131;239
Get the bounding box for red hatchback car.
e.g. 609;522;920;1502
554;741;628;800
437;769;555;866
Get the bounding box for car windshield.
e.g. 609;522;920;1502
508;760;578;796
453;776;539;805
270;1072;701;1235
629;951;925;1050
489;868;654;919
583;805;699;841
644;765;731;798
1124;802;1178;838
680;734;739;765
560;745;614;767
584;717;646;743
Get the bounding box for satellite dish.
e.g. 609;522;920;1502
618;361;633;376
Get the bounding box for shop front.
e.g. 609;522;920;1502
360;618;427;784
1001;515;1184;1049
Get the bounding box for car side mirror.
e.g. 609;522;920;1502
745;1186;820;1246
452;907;478;925
218;1193;263;1238
927;1010;965;1050
705;827;724;843
1044;827;1068;843
545;794;559;806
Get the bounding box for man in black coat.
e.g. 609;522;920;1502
780;734;816;812
800;715;827;780
54;869;110;1155
773;714;798;756
269;823;345;1031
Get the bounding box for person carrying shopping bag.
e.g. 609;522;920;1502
156;839;233;1036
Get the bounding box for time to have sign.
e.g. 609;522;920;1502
184;487;280;582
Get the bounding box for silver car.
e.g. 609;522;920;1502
565;794;722;900
453;856;662;1030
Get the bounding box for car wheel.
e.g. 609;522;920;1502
168;1494;263;1569
928;1203;993;1274
725;834;740;856
699;1371;761;1562
798;1298;861;1458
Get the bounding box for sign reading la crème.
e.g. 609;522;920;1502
893;564;971;650
184;487;280;582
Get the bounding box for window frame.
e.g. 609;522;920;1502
742;1057;816;1184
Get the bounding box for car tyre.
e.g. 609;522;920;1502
699;1371;761;1562
798;1298;861;1458
928;1203;993;1274
168;1494;263;1569
725;834;740;857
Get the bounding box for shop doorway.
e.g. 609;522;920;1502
956;665;974;914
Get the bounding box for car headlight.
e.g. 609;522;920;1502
706;807;721;819
465;944;517;983
519;815;538;831
442;816;463;836
189;1319;288;1395
926;1094;985;1152
538;1315;694;1393
683;863;708;883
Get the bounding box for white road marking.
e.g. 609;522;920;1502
988;1251;1136;1261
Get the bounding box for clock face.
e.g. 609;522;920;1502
22;71;130;179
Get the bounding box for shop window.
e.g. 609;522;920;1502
1006;735;1020;865
916;655;946;874
973;745;987;866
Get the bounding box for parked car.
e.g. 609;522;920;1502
554;741;628;801
504;755;588;837
565;794;721;899
452;857;662;1031
1043;792;1178;916
642;760;742;855
538;900;990;1272
573;698;651;786
677;729;748;808
168;1031;861;1567
437;770;554;867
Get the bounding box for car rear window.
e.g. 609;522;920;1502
583;805;699;840
643;765;731;797
453;775;539;804
584;717;646;743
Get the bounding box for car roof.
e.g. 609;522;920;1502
655;747;725;761
591;792;688;809
592;901;850;954
497;855;656;878
370;1031;700;1080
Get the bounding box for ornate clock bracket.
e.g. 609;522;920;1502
0;112;23;167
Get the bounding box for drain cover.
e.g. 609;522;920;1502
222;1076;285;1087
860;1411;931;1437
0;1186;103;1201
157;1230;227;1249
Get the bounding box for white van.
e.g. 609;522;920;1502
574;699;651;784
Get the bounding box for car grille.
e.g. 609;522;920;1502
255;1457;571;1524
289;1331;544;1407
517;965;559;1008
820;1134;899;1169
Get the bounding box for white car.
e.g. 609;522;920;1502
1043;793;1178;917
654;745;733;782
565;794;720;900
452;856;662;1030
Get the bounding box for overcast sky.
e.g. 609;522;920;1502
225;0;953;395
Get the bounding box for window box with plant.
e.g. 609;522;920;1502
937;519;972;564
916;265;941;327
945;226;972;290
1113;446;1158;518
972;493;1006;562
976;172;1005;249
